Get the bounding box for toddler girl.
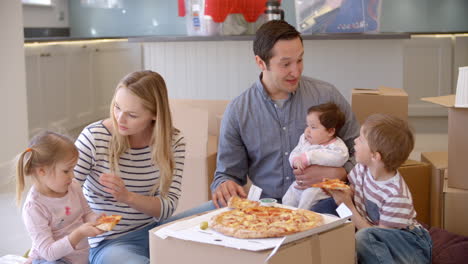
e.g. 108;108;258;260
16;131;103;264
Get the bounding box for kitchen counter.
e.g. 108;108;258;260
129;33;411;42
24;33;411;44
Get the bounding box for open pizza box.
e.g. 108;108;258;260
150;186;354;263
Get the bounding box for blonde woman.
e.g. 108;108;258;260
74;71;186;264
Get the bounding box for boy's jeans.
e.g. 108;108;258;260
356;226;432;264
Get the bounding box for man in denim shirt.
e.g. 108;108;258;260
210;20;360;214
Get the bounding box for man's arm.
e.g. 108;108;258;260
210;102;249;207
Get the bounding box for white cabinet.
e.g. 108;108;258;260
25;41;142;137
403;36;453;116
91;42;143;117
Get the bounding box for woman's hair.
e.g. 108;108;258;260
253;20;302;68
307;102;345;137
362;114;415;171
15;131;78;206
109;70;177;197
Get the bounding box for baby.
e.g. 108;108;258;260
283;102;349;209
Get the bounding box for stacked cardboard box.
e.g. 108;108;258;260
351;86;408;125
421;96;468;235
398;160;431;225
420;152;448;228
169;99;229;213
443;174;468;236
422;95;468;189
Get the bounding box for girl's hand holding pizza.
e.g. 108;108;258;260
100;173;131;203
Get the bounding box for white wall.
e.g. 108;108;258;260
23;0;69;28
143;39;404;102
0;2;29;186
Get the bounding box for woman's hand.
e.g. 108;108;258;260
99;173;131;203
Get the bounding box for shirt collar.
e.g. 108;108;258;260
255;73;297;102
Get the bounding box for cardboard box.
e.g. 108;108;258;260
443;176;468;236
351;86;408;125
398;160;431;225
169;100;229;213
421;95;468;190
420;152;448;228
150;212;356;264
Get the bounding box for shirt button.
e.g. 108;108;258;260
284;152;289;155
282;127;286;130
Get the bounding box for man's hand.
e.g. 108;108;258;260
293;165;346;190
212;180;247;208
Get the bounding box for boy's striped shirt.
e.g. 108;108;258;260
348;163;417;228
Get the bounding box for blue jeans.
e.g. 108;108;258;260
89;202;215;264
309;197;339;216
356;226;432;264
161;201;216;224
33;260;70;264
89;222;159;264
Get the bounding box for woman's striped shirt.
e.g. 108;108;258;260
74;121;185;247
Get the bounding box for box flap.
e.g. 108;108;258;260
420;152;448;170
352;87;407;96
421;95;456;108
352;88;380;95
378;86;408;96
400;159;425;168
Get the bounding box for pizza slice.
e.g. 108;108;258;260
311;178;350;190
96;215;122;231
227;196;260;209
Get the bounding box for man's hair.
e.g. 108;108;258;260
362;114;414;171
253;20;302;67
307;102;345;137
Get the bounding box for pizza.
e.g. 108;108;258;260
228;195;260;209
96;215;122;231
210;197;323;239
311;178;350;190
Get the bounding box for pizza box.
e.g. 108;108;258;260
150;205;354;263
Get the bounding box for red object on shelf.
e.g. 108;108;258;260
178;0;282;23
178;0;186;17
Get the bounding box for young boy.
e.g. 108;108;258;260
329;114;432;263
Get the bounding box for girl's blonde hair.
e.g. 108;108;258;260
109;70;177;197
15;131;78;206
